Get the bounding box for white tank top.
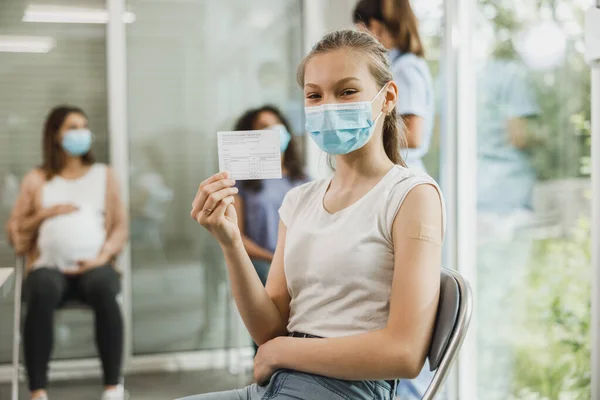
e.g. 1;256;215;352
35;164;108;271
279;165;445;338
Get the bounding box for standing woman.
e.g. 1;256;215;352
354;2;437;397
6;106;127;400
354;0;434;173
232;105;308;289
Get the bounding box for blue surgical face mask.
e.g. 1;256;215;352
304;85;387;155
271;124;292;153
61;129;92;156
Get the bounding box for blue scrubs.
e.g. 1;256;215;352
389;48;437;399
477;60;539;213
389;49;435;173
476;59;539;400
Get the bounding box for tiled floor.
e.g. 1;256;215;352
0;369;242;400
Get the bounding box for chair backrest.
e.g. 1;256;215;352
422;268;473;400
428;269;460;369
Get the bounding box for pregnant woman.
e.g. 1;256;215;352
6;105;128;400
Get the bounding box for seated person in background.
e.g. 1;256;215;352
6;105;128;400
184;29;445;400
232;106;308;286
232;106;309;354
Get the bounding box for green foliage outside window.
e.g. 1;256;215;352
485;1;592;398
512;218;591;399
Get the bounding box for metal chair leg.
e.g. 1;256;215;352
12;257;24;400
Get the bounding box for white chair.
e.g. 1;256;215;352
421;268;473;400
11;257;125;400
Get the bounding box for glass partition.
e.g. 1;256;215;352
126;0;304;355
414;0;445;181
474;0;592;398
0;0;109;362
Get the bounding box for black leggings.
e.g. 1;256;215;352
23;265;123;391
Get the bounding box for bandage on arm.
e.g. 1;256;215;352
387;183;444;371
406;220;443;246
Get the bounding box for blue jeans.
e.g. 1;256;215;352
176;369;395;400
396;360;437;399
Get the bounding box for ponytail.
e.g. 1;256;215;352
383;110;407;167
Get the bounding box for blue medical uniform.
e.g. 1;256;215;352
476;60;539;400
390;49;435;173
477;60;539;213
390;48;437;399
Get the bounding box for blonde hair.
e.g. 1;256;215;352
297;30;407;167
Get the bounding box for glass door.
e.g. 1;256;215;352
473;0;592;398
125;0;304;356
0;0;110;363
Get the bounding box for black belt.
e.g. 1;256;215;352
288;332;397;392
289;331;322;339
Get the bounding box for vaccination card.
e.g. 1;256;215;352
217;130;282;181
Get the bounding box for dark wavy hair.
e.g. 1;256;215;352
233;105;305;192
353;0;385;25
41;105;94;179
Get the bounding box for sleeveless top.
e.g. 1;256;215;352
35;164;108;271
279;165;445;337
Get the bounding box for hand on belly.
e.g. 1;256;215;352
38;209;106;267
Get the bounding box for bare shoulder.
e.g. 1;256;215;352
394;182;444;234
101;165;123;199
393;183;444;246
402;183;443;214
22;168;46;190
102;164;118;181
94;162;110;172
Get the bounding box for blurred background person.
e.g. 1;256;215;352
354;0;436;397
5;105;128;400
354;0;434;173
231;105;309;352
475;47;540;400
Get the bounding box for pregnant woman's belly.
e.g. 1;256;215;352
37;208;106;270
